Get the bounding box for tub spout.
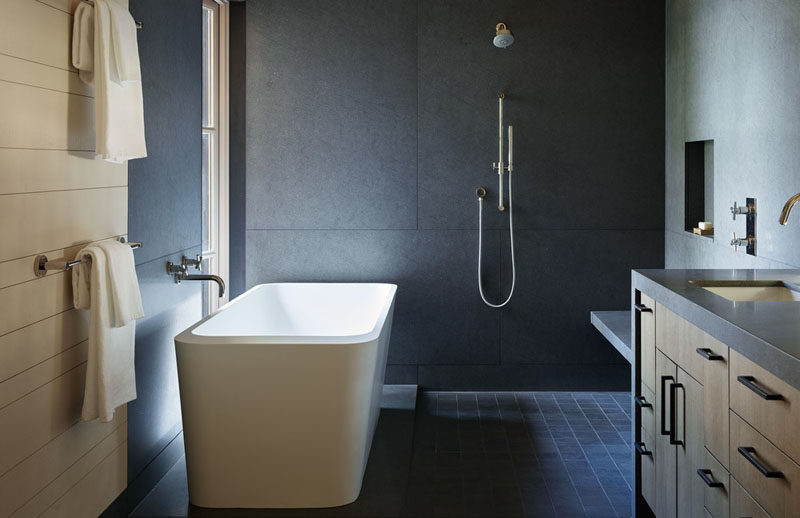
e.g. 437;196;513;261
183;274;225;298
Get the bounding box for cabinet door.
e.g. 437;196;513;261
656;349;678;518
656;304;704;383
700;336;729;468
676;367;705;518
639;293;656;392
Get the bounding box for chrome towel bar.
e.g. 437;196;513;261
33;237;141;278
81;0;143;29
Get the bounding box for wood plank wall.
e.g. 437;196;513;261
0;0;129;516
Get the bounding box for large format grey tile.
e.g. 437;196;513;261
499;230;663;365
245;0;418;231
245;229;502;365
417;0;664;231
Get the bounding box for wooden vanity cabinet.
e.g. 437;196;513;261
636;290;730;518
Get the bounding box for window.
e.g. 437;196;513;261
202;0;229;315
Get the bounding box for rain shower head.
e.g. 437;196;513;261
493;22;514;48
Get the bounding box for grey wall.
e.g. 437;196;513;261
107;0;202;512
666;0;800;269
242;0;665;389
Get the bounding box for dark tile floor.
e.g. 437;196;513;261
131;390;632;518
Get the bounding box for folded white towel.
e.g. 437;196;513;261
107;0;141;85
97;240;144;326
71;1;94;85
72;243;143;422
91;0;148;162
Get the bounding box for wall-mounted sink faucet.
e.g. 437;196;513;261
778;193;800;225
167;255;225;298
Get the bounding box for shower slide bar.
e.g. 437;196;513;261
33;237;141;278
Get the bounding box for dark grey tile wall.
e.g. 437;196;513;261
117;0;202;511
242;0;664;390
229;2;247;299
666;0;800;269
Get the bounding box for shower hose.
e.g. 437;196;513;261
477;170;516;308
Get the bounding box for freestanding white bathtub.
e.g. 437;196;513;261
174;282;397;509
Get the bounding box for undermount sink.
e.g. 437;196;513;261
689;280;800;302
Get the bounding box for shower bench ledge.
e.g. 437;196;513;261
590;310;632;364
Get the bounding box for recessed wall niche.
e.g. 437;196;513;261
684;140;714;236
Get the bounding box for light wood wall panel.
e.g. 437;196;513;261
0;0;74;71
11;428;127;518
0;187;127;262
0;408;125;517
0;54;92;97
0;0;130;515
0;148;125;195
0;309;88;384
0;80;94;151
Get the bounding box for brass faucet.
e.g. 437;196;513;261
779;193;800;225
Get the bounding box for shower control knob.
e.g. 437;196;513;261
476;187;487;199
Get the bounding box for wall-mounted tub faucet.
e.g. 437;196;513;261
779;193;800;225
167;255;225;297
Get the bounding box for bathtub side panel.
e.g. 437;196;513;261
175;338;381;509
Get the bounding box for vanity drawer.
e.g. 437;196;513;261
730;477;769;518
639;426;656;511
730;349;800;462
638;293;656;392
638;381;656;439
730;411;800;517
656;304;704;384
700;448;729;518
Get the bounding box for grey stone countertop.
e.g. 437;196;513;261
633;269;800;390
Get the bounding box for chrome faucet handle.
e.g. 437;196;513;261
731;232;754;251
182;254;203;271
731;201;752;220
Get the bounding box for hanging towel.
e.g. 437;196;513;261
97;240;144;326
72;243;143;422
91;0;147;162
71;1;94;85
106;1;141;85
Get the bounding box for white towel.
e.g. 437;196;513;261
90;0;147;162
107;1;141;85
72;243;143;422
71;2;94;85
97;240;144;326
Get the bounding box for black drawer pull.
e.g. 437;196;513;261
696;468;723;487
661;375;674;436
634;395;652;408
737;376;783;400
696;348;724;361
738;447;784;478
635;442;652;456
634;303;652;313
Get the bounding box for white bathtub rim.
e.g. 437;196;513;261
174;282;398;346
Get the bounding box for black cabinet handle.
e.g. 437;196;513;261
634;395;652;408
670;382;684;446
697;468;723;487
660;375;674;436
738;447;784;478
634;303;652;313
696;348;724;361
635;442;652;456
737;376;783;400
